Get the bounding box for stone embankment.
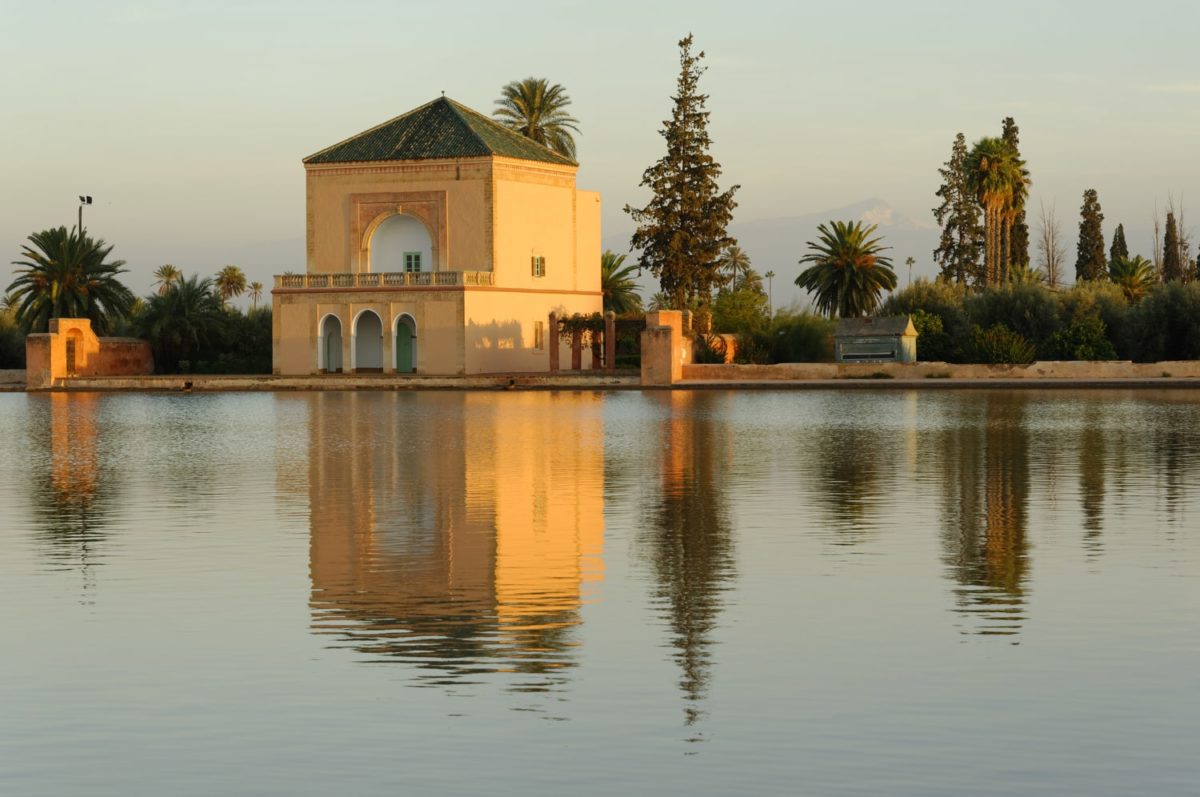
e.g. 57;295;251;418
38;372;641;392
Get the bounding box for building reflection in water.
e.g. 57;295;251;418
304;392;604;692
27;393;118;596
934;394;1030;639
639;392;736;730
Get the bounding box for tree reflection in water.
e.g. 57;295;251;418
305;392;604;697
640;392;736;731
936;394;1030;639
27;393;119;600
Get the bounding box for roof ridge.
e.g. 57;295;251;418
441;98;495;157
303;98;442;163
445;97;577;166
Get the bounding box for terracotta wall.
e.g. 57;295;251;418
25;319;153;389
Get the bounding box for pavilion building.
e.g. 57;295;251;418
271;96;601;375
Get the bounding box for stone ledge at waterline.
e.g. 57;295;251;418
38;373;641;392
682;360;1200;381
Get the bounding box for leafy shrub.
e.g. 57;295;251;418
909;309;957;362
965;284;1061;357
882;280;969;338
711;286;768;334
1058;282;1129;358
768;311;835;363
692;331;729;363
0;308;25;368
966;324;1037;365
1126;282;1200;362
1045;308;1117;361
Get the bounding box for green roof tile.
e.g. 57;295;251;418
304;96;576;167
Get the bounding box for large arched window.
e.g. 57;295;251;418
369;214;432;273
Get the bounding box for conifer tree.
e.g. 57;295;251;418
1075;189;1106;281
1110;223;1129;263
1162;212;1183;282
626;34;739;308
932;132;983;285
1002;118;1030;271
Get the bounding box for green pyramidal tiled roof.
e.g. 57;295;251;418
304;96;577;167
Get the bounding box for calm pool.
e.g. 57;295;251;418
1;389;1197;795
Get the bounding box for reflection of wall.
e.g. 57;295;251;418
28;393;117;583
307;392;604;682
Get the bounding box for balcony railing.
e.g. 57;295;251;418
274;271;495;289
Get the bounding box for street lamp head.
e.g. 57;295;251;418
79;195;92;205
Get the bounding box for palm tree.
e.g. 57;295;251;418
152;264;182;295
493;78;580;159
719;244;752;286
600;250;643;314
968;137;1026;286
764;270;776;313
795;221;897;318
648;291;675;312
7;226;134;334
214;265;246;306
136;274;225;371
1109;256;1156;303
248;281;264;311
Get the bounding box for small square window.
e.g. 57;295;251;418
531;256;545;278
404;252;422;273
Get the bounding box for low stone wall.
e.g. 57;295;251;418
682;360;1200;381
25;319;154;389
96;338;155;376
56;373;641;392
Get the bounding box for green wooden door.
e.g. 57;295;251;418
396;323;413;372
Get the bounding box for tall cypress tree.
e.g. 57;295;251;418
1162;212;1183;282
626;34;739;309
932;132;983;285
1075;189;1106;281
1110;223;1129;262
1001;118;1030;270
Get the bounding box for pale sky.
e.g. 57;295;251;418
3;0;1200;300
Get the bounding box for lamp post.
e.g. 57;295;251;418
78;195;92;233
765;270;776;314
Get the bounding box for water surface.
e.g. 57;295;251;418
1;389;1197;795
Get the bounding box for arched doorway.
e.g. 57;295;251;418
320;315;343;373
369;214;432;273
65;329;83;376
354;310;383;372
395;314;417;373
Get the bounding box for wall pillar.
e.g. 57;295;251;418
571;329;582;371
640;310;685;386
548;312;559;373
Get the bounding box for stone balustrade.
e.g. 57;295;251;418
274;271;495;289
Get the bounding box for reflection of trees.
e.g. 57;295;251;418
640;392;736;728
27;394;119;595
810;417;893;546
307;392;604;694
938;394;1030;638
1078;410;1106;555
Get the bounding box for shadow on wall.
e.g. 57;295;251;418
466;319;526;352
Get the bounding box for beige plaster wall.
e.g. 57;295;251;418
305;159;491;272
273;289;467;375
464;289;600;374
574;190;601;293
